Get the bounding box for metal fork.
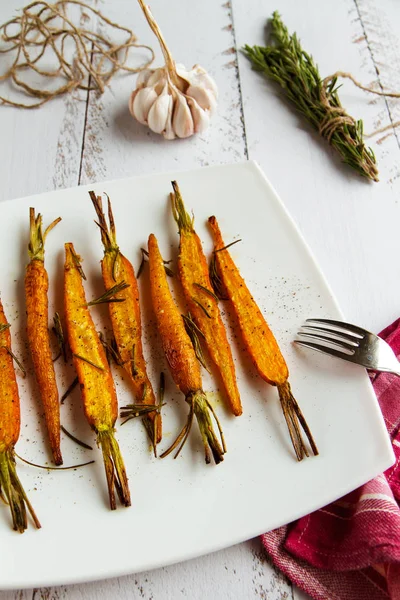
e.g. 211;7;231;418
294;318;400;377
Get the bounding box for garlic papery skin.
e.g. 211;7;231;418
131;1;218;140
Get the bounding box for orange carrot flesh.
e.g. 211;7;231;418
0;298;41;532
148;233;225;464
64;243;131;508
170;182;242;416
89;192;161;448
25;208;62;465
208;216;318;461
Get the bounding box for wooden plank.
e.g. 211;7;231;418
0;539;292;600
232;0;400;333
78;0;247;186
0;1;87;203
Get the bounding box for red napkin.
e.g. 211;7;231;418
262;318;400;600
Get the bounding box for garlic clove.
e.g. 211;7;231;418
147;86;172;134
186;84;217;116
147;67;167;90
136;68;154;89
179;64;218;99
163;95;175;140
187;97;209;134
130;86;158;124
172;92;194;139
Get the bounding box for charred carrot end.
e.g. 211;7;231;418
208;216;318;461
97;429;131;510
0;449;41;532
26;208;62;465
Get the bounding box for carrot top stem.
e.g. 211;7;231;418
28;207;61;262
161;390;225;464
0;449;41;532
278;382;318;461
97;429;131;510
89;191;118;252
170;181;194;233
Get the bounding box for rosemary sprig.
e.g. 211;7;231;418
182;312;209;372
0;323;11;334
52;312;67;362
214;239;242;253
137;247;174;278
87;281;130;306
193;282;219;302
6;348;26;377
120;374;166;424
70;245;87;280
130;343;138;377
209;253;228;300
99;332;124;366
73;353;104;371
243;11;379;182
61;425;93;450
16;453;94;470
60;376;79;404
192;297;212;319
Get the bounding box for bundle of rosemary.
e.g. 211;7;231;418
244;11;379;182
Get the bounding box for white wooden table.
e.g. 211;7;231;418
1;0;399;598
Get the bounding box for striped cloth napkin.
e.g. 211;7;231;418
262;318;400;600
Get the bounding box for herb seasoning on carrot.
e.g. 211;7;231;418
64;243;131;509
25;208;63;465
170;181;242;416
0;299;41;532
148;233;225;464
208;216;318;461
89;191;162;450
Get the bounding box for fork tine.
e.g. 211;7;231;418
294;340;359;363
297;331;357;352
300;327;360;346
305;318;366;338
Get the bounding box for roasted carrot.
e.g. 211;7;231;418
208;216;318;461
64;243;131;509
25;208;62;465
89;191;161;449
0;298;41;532
170;181;242;416
148;233;225;464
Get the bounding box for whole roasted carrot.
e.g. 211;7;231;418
89;192;161;449
170;181;242;416
25;208;62;465
64;243;131;509
148;233;225;464
208;216;318;461
0;298;41;532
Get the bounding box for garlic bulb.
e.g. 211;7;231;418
130;1;218;140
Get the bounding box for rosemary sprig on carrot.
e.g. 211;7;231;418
208;216;318;461
170;181;242;416
148;233;225;464
0;298;41;532
89;191;161;450
25;208;63;465
64;242;131;509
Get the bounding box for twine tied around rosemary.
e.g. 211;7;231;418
0;0;155;109
319;71;400;144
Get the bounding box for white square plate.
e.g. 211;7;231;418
0;161;394;589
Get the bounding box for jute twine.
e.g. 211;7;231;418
320;71;400;141
0;0;155;108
